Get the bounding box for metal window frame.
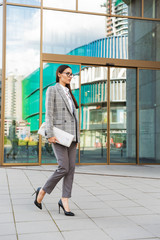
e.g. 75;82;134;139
1;0;160;166
4;0;160;21
41;54;160;166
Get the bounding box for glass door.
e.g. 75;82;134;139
41;63;137;165
41;62;80;164
80;65;108;164
109;67;137;164
41;63;108;164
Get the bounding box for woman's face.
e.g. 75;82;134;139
58;67;73;86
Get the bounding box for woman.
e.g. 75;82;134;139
33;65;79;216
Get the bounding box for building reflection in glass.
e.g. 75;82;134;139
80;66;107;163
4;6;40;163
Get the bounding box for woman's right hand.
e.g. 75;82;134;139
48;137;59;144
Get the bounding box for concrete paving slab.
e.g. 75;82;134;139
96;193;128;201
146;205;160;214
142;224;160;237
56;218;98;231
134;198;160;207
93;216;138;229
13;204;46;213
14;210;52;222
0;222;16;236
104;226;155;240
62;229;112;240
83;208;121;218
148;193;160;198
115;206;154;216
0;190;9;195
72;195;100;202
86;188;115;195
0;199;11;206
72;189;94;197
0;213;14;223
9;194;32;199
114;189;152;200
12;198;34;205
0;235;17;240
0;205;12;213
16;221;58;234
74;200;109;210
18;232;64;240
0;195;11;201
106;199;140;208
131;239;159;240
127;214;160;225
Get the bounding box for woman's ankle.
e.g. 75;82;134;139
61;198;70;211
61;197;68;201
37;189;45;203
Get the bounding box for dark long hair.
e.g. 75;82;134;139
56;65;79;109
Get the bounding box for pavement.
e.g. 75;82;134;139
1;164;160;240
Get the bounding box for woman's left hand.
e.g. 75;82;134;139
48;136;59;144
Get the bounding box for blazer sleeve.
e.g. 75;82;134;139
45;86;55;139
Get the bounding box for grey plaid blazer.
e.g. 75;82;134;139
45;83;80;143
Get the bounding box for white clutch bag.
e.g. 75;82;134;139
38;122;74;147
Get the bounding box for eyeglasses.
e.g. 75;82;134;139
62;72;74;78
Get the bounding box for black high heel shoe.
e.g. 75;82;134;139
32;187;42;210
58;199;75;216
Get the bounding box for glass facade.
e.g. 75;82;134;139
78;0;110;14
106;16;128;37
139;69;160;164
126;0;142;17
43;10;106;55
144;0;160;19
6;0;41;5
4;6;40;163
78;0;142;17
43;0;76;10
128;18;160;62
1;0;160;165
43;11;160;62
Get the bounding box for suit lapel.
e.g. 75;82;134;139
56;83;73;116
